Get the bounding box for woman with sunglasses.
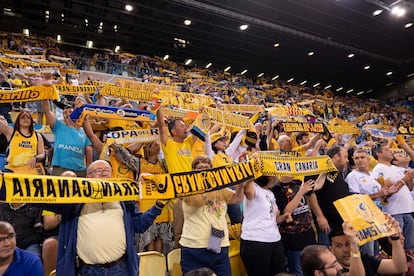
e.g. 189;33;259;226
0;111;45;174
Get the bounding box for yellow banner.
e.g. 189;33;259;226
0;173;139;203
0;86;59;103
54;85;97;94
115;79;179;91
140;162;256;200
158;90;213;110
222;104;265;113
59;68;80;75
334;194;397;246
162;107;198;120
255;152;337;177
327;125;360;135
0;57;26;66
278;122;324;133
267;105;313;118
107;128;159;144
100;85;153;102
204;107;251;129
39;62;62;67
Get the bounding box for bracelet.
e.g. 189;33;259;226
351;252;361;258
155;200;165;210
390;235;400;240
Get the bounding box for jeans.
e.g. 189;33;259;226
25;243;41;258
240;239;285;276
287;250;303;276
181;246;230;276
77;260;128;276
393;213;414;250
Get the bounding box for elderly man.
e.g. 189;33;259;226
47;160;165;276
0;221;43;275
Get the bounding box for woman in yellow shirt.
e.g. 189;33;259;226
0;111;44;174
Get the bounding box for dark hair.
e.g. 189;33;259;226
371;143;385;160
296;132;309;144
14;111;34;134
184;267;215;276
168;118;185;137
326;145;342;158
301;245;330;276
328;229;345;243
255;175;271;187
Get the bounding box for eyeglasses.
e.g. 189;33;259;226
321;260;341;270
88;168;112;175
0;233;16;243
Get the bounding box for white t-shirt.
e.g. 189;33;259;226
372;163;414;215
241;183;281;242
345;170;383;207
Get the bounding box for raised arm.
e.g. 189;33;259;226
157;108;168;145
283;179;314;214
0;117;13;140
82;119;103;154
41;100;56;128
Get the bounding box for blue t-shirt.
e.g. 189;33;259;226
52;120;92;171
3;248;43;276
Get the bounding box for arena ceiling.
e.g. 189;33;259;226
1;0;414;97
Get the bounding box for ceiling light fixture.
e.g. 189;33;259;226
346;89;353;94
407;72;414;78
257;73;264;78
300;80;307;85
272;75;279;80
366;89;373;93
273;43;280;47
391;6;406;17
287;78;294;83
185;59;192;66
205;63;212;69
114;45;120;53
184;19;192;26
364;65;370;70
163;55;169;60
86;40;93;48
239;24;248;31
324;85;331;89
357;91;364;95
308;51;315;56
56;34;61;41
125;4;133;12
385;82;393;86
22;28;29;36
386;71;393;76
336;87;343;92
224;66;231;72
405;22;413;28
373;9;383;16
347;53;354;58
241;69;248;75
313;83;320;88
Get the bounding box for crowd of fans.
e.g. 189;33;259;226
0;31;413;276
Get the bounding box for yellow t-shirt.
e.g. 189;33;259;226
213;153;234;168
6;130;37;168
191;138;206;160
162;136;193;173
138;159;171;223
180;189;234;248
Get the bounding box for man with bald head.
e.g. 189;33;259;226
47;160;166;276
0;221;43;275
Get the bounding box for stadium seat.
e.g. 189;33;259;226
229;239;247;276
167;248;181;276
138;251;167;276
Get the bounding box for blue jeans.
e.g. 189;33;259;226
181;246;231;276
25;243;41;258
393;213;414;250
287;250;302;276
77;260;128;276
